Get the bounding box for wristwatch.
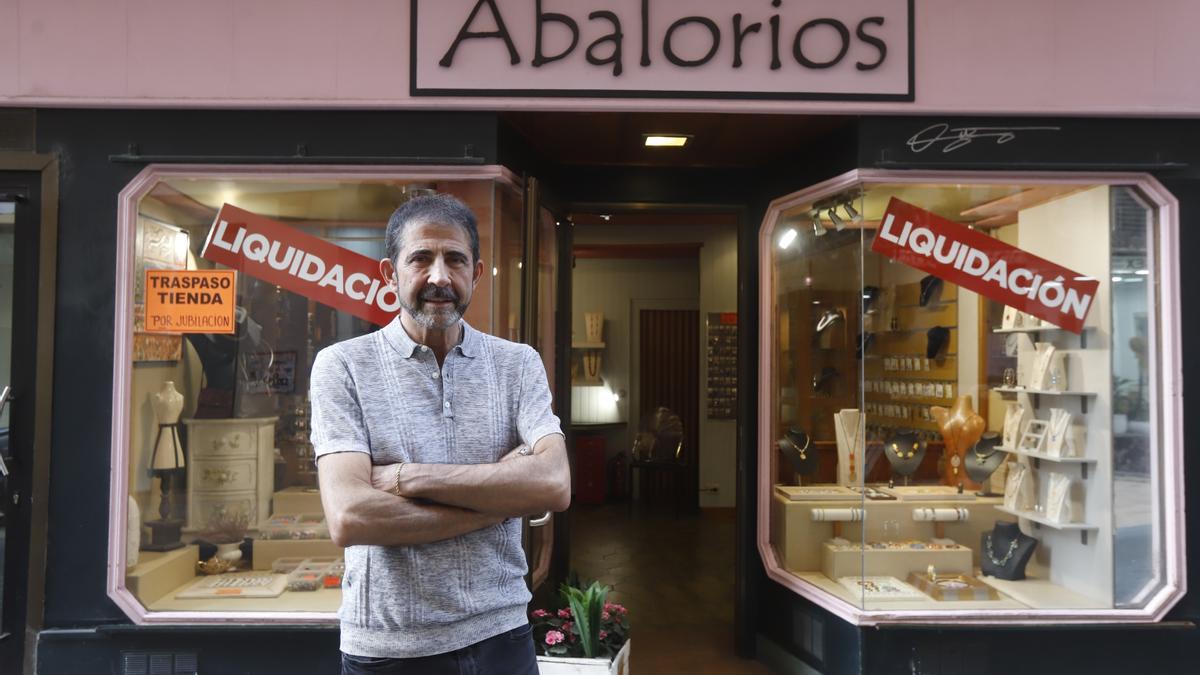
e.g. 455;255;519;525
392;462;405;496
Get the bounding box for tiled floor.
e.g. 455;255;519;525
568;503;775;674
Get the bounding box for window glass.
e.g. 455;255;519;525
121;173;514;616
766;176;1173;619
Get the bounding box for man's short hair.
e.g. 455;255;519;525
384;193;481;264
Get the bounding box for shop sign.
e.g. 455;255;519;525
412;0;912;101
871;199;1099;334
144;270;237;334
200;205;400;327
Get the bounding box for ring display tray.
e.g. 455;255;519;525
880;485;975;501
774;485;860;501
836;575;926;601
175;572;287;599
907;572;1001;601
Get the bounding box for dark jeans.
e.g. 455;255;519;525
341;624;538;674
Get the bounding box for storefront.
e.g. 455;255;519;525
3;1;1200;674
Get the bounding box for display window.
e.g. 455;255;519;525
106;165;536;623
759;170;1184;623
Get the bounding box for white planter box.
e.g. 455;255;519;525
536;639;631;675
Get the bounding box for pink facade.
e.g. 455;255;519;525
3;0;1200;114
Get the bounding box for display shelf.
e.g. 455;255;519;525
977;570;1109;610
864;414;939;432
997;446;1095;478
865;392;955;407
993;387;1095;397
992;387;1097;413
992;325;1093;347
792;571;1027;611
995;505;1097;544
992;326;1066;335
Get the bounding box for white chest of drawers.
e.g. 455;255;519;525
184;417;278;531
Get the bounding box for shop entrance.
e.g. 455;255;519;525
0;162;57;675
499;110;856;671
563;209;757;672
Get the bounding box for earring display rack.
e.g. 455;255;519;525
863;280;958;434
706;313;738;419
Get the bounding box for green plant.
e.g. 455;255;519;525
530;575;630;659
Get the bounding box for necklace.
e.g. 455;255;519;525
985;534;1020;566
974;446;996;464
785;433;811;460
837;412;861;481
890;439;919;459
1048;409;1070;448
583;352;600;378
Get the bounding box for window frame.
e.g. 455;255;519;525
107;164;521;625
756;169;1185;625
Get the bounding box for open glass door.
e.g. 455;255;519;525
520;176;570;596
0;169;53;675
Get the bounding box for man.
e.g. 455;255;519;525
310;193;571;674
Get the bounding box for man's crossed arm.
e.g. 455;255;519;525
317;433;570;548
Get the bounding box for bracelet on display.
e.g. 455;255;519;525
393;462;405;497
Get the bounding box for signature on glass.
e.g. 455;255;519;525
906;123;1062;154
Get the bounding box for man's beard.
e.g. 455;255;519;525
400;285;469;329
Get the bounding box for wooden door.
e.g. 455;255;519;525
638;309;700;511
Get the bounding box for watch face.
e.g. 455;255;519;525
950;454;962;467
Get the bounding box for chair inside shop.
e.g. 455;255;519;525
628;407;688;517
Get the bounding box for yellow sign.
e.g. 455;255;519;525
144;270;237;334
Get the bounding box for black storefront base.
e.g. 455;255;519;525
37;625;341;674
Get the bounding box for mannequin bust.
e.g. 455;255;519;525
151;381;185;471
931;395;986;489
778;428;819;480
980;521;1038;580
185;309;271;418
883;429;926;479
964;431;1006;495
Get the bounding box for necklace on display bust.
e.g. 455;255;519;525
890;438;918;459
980;522;1038;580
836;410;861;482
985;534;1020;566
777;427;819;477
883;429;927;478
786;432;811;460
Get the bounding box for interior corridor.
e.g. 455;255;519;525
568;503;774;674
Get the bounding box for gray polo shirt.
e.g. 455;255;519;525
309;318;563;658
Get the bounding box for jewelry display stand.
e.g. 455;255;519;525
930;395;985;489
571;311;605;386
777;427;820;483
882;429;926;484
980;521;1038;581
833;409;864;486
964;432;1006;496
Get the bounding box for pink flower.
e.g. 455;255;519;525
601;610;610;621
561;621;573;634
604;602;627;615
545;630;565;646
600;630;609;640
531;609;549;618
557;608;572;619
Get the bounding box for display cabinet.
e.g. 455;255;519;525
759;171;1184;624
